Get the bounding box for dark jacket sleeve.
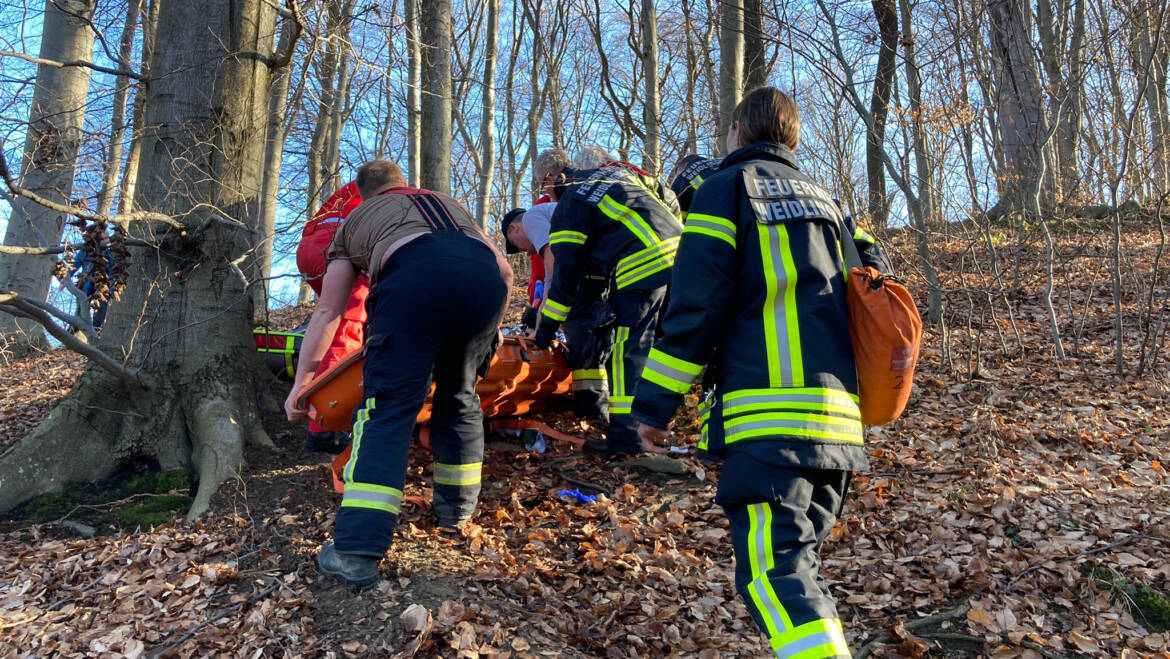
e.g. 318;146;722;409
630;176;740;429
534;197;596;346
843;215;893;273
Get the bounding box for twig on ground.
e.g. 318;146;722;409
1007;532;1142;589
147;581;280;658
856;601;971;659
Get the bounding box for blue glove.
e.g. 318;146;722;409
533;280;544;303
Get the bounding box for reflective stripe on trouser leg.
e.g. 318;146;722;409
606;287;666;452
723;473;853;658
335;395;415;557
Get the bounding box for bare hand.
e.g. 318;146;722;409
636;423;670;455
284;386;308;422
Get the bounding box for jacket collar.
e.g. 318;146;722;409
720;141;800;171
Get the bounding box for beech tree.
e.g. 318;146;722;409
0;0;290;518
0;0;97;352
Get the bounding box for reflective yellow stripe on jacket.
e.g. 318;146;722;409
614;236;679;289
758;223;803;388
598;194;658;247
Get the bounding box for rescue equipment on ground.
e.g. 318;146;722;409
254;324;307;378
839;222;922;426
295;334;580;493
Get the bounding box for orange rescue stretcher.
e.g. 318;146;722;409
295;335;581;492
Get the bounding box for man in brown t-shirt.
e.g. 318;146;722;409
285;160;513;589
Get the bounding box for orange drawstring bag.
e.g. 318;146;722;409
839;223;923;426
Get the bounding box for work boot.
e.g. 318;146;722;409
581;438;615;458
306;431;350;454
316;540;380;590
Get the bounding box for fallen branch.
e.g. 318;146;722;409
147;581;280;658
1007;531;1145;590
856;601;971;659
914;632;1072;659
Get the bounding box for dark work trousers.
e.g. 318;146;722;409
334;232;507;557
606;285;667;454
561;274;614;422
717;453;854;658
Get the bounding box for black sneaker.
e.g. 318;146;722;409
316;540;380;590
306;431;350;454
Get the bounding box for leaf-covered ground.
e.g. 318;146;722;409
2;220;1169;658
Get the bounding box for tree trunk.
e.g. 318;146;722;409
640;0;660;174
716;0;743;156
0;0;277;519
0;0;96;353
743;0;767;91
420;0;453;193
254;18;298;316
898;0;937;224
504;0;521;209
405;0;422;187
1037;0;1086;204
96;0;141;216
118;0;158;215
475;0;499;229
866;0;897;230
680;0;699;154
988;0;1048;215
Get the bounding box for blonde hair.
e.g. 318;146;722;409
730;87;801;150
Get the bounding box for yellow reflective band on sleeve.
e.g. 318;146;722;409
772;618;851;659
721;388;861;420
598;195;658;247
343;397;377;483
853;226;875;245
572;369;606;380
341;482;403;515
684;213;737;248
609;396;633;415
641;348;703;394
758;224;804;388
690;174;704;189
542;298;571;322
745;503;794;639
433;462;482;487
550;230;587;245
724;412;864;445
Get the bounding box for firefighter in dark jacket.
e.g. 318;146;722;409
531;155;682;455
632;88;891;658
668;154;721;218
285;160;513;590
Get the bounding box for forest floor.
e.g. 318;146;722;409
2;217;1170;658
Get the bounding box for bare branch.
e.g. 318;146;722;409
0;149;183;231
269;0;304;69
0;238;155;256
0;50;146;82
0;292;154;390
